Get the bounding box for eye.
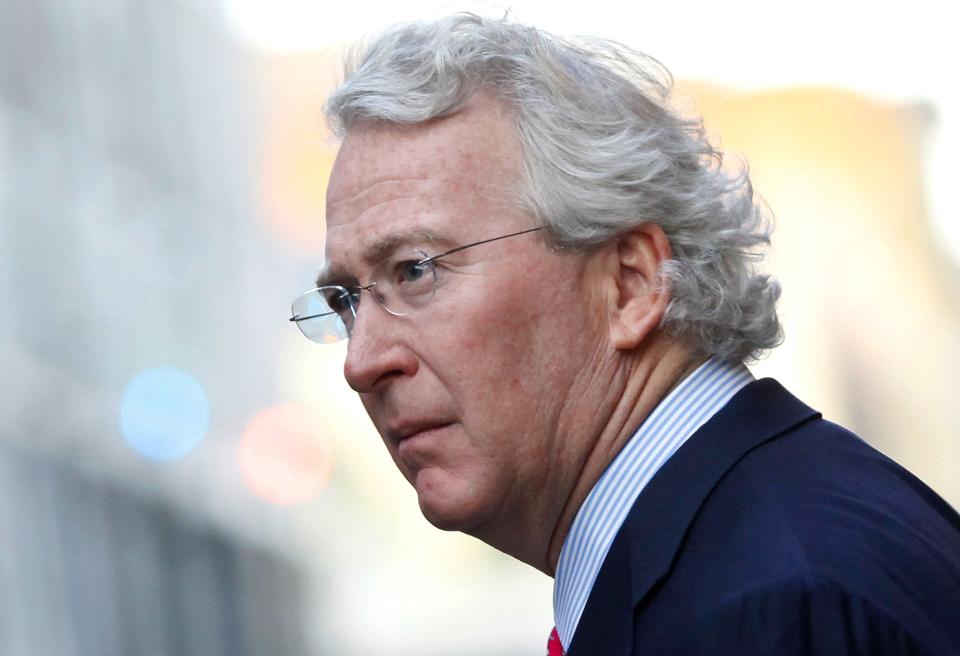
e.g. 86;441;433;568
388;257;435;301
322;287;355;316
400;260;428;283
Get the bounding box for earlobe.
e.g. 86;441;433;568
607;224;672;350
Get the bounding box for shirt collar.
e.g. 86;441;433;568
552;357;754;649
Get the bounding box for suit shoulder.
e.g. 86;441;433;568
678;417;960;651
727;416;960;564
680;574;932;655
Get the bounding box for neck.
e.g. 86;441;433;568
543;336;704;575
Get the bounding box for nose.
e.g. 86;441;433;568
342;295;418;393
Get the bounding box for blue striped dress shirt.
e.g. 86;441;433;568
553;358;754;650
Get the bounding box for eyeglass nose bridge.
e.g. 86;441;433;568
350;278;417;320
356;281;383;308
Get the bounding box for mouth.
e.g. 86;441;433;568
387;421;455;467
390;421;453;444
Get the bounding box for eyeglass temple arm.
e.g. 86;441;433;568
418;226;544;264
290;284;371;322
290;228;544;322
290;312;331;322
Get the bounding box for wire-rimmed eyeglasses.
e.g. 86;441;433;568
289;226;544;343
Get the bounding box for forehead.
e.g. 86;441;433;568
324;94;526;262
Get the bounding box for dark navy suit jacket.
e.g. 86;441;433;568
566;379;960;655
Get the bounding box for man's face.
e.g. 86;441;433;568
323;96;605;541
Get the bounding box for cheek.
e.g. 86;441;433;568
428;264;584;386
432;292;532;357
471;312;537;365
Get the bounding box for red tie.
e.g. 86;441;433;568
547;626;565;656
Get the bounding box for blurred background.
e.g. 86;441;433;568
1;1;957;654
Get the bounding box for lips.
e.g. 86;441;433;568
386;421;453;472
388;420;453;444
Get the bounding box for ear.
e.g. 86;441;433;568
605;223;672;350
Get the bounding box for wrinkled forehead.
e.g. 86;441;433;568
326;96;522;209
325;129;442;214
323;95;528;265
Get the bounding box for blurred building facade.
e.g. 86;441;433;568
0;0;315;654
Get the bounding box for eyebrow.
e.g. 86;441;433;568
315;228;456;288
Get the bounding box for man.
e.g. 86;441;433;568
290;14;960;655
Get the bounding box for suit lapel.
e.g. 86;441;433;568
566;379;820;656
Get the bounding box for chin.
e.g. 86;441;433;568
414;468;491;533
419;503;473;532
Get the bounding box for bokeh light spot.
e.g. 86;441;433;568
239;404;333;505
120;366;210;461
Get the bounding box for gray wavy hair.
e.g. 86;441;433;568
325;13;782;362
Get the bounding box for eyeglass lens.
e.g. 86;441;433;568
291;250;437;343
291;288;353;343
